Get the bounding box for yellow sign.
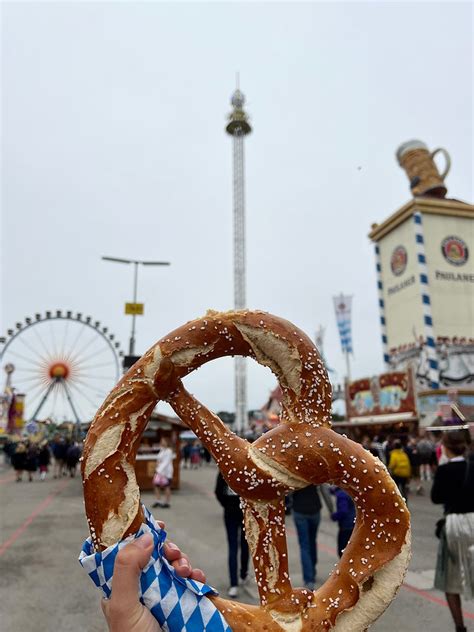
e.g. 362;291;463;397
125;303;144;315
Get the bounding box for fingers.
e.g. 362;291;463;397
109;533;154;615
173;556;192;577
190;568;206;583
166;543;191;577
163;541;181;562
164;541;206;582
164;542;190;570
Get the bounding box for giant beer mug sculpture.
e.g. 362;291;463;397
396;140;451;198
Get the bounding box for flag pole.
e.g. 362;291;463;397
345;349;351;383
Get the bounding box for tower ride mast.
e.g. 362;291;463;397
225;83;252;434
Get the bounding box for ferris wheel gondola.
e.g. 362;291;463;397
0;310;124;424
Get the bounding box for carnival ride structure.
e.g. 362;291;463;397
0;311;123;424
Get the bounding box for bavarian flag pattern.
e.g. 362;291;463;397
79;505;231;632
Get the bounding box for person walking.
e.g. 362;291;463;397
432;431;474;632
201;445;211;465
406;436;422;495
190;440;201;469
388;439;411;499
330;487;356;557
51;436;67;478
215;471;249;599
66;441;81;477
11;442;27;482
417;434;436;483
25;441;38;482
3;438;16;466
181;442;192;469
38;440;51;480
370;435;387;464
384;436;395;464
152;437;174;509
291;485;322;590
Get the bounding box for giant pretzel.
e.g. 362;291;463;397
82;310;411;631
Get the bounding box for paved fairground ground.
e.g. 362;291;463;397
1;460;473;632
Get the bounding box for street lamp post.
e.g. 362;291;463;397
102;256;170;356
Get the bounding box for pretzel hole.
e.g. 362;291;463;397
159;355;278;437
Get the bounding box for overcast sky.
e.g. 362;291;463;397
2;2;473;421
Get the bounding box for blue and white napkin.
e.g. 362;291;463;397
79;505;231;632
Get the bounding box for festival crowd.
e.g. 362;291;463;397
3;435;82;481
2;425;473;632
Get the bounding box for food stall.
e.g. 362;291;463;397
332;368;418;440
332;366;474;442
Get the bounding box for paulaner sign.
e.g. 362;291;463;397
387;275;416;295
435;270;474;282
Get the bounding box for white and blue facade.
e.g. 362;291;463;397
370;197;474;394
412;212;439;389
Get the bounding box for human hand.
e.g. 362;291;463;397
101;529;206;632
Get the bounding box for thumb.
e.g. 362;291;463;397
110;533;154;614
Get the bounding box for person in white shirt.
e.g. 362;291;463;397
152;437;175;509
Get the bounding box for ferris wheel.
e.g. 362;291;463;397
0;310;124;424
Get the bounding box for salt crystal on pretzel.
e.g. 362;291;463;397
82;310;411;631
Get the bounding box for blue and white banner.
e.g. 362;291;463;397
333;294;353;354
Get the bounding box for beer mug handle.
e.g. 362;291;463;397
431;147;451;180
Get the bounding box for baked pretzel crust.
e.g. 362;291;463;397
82;310;410;631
